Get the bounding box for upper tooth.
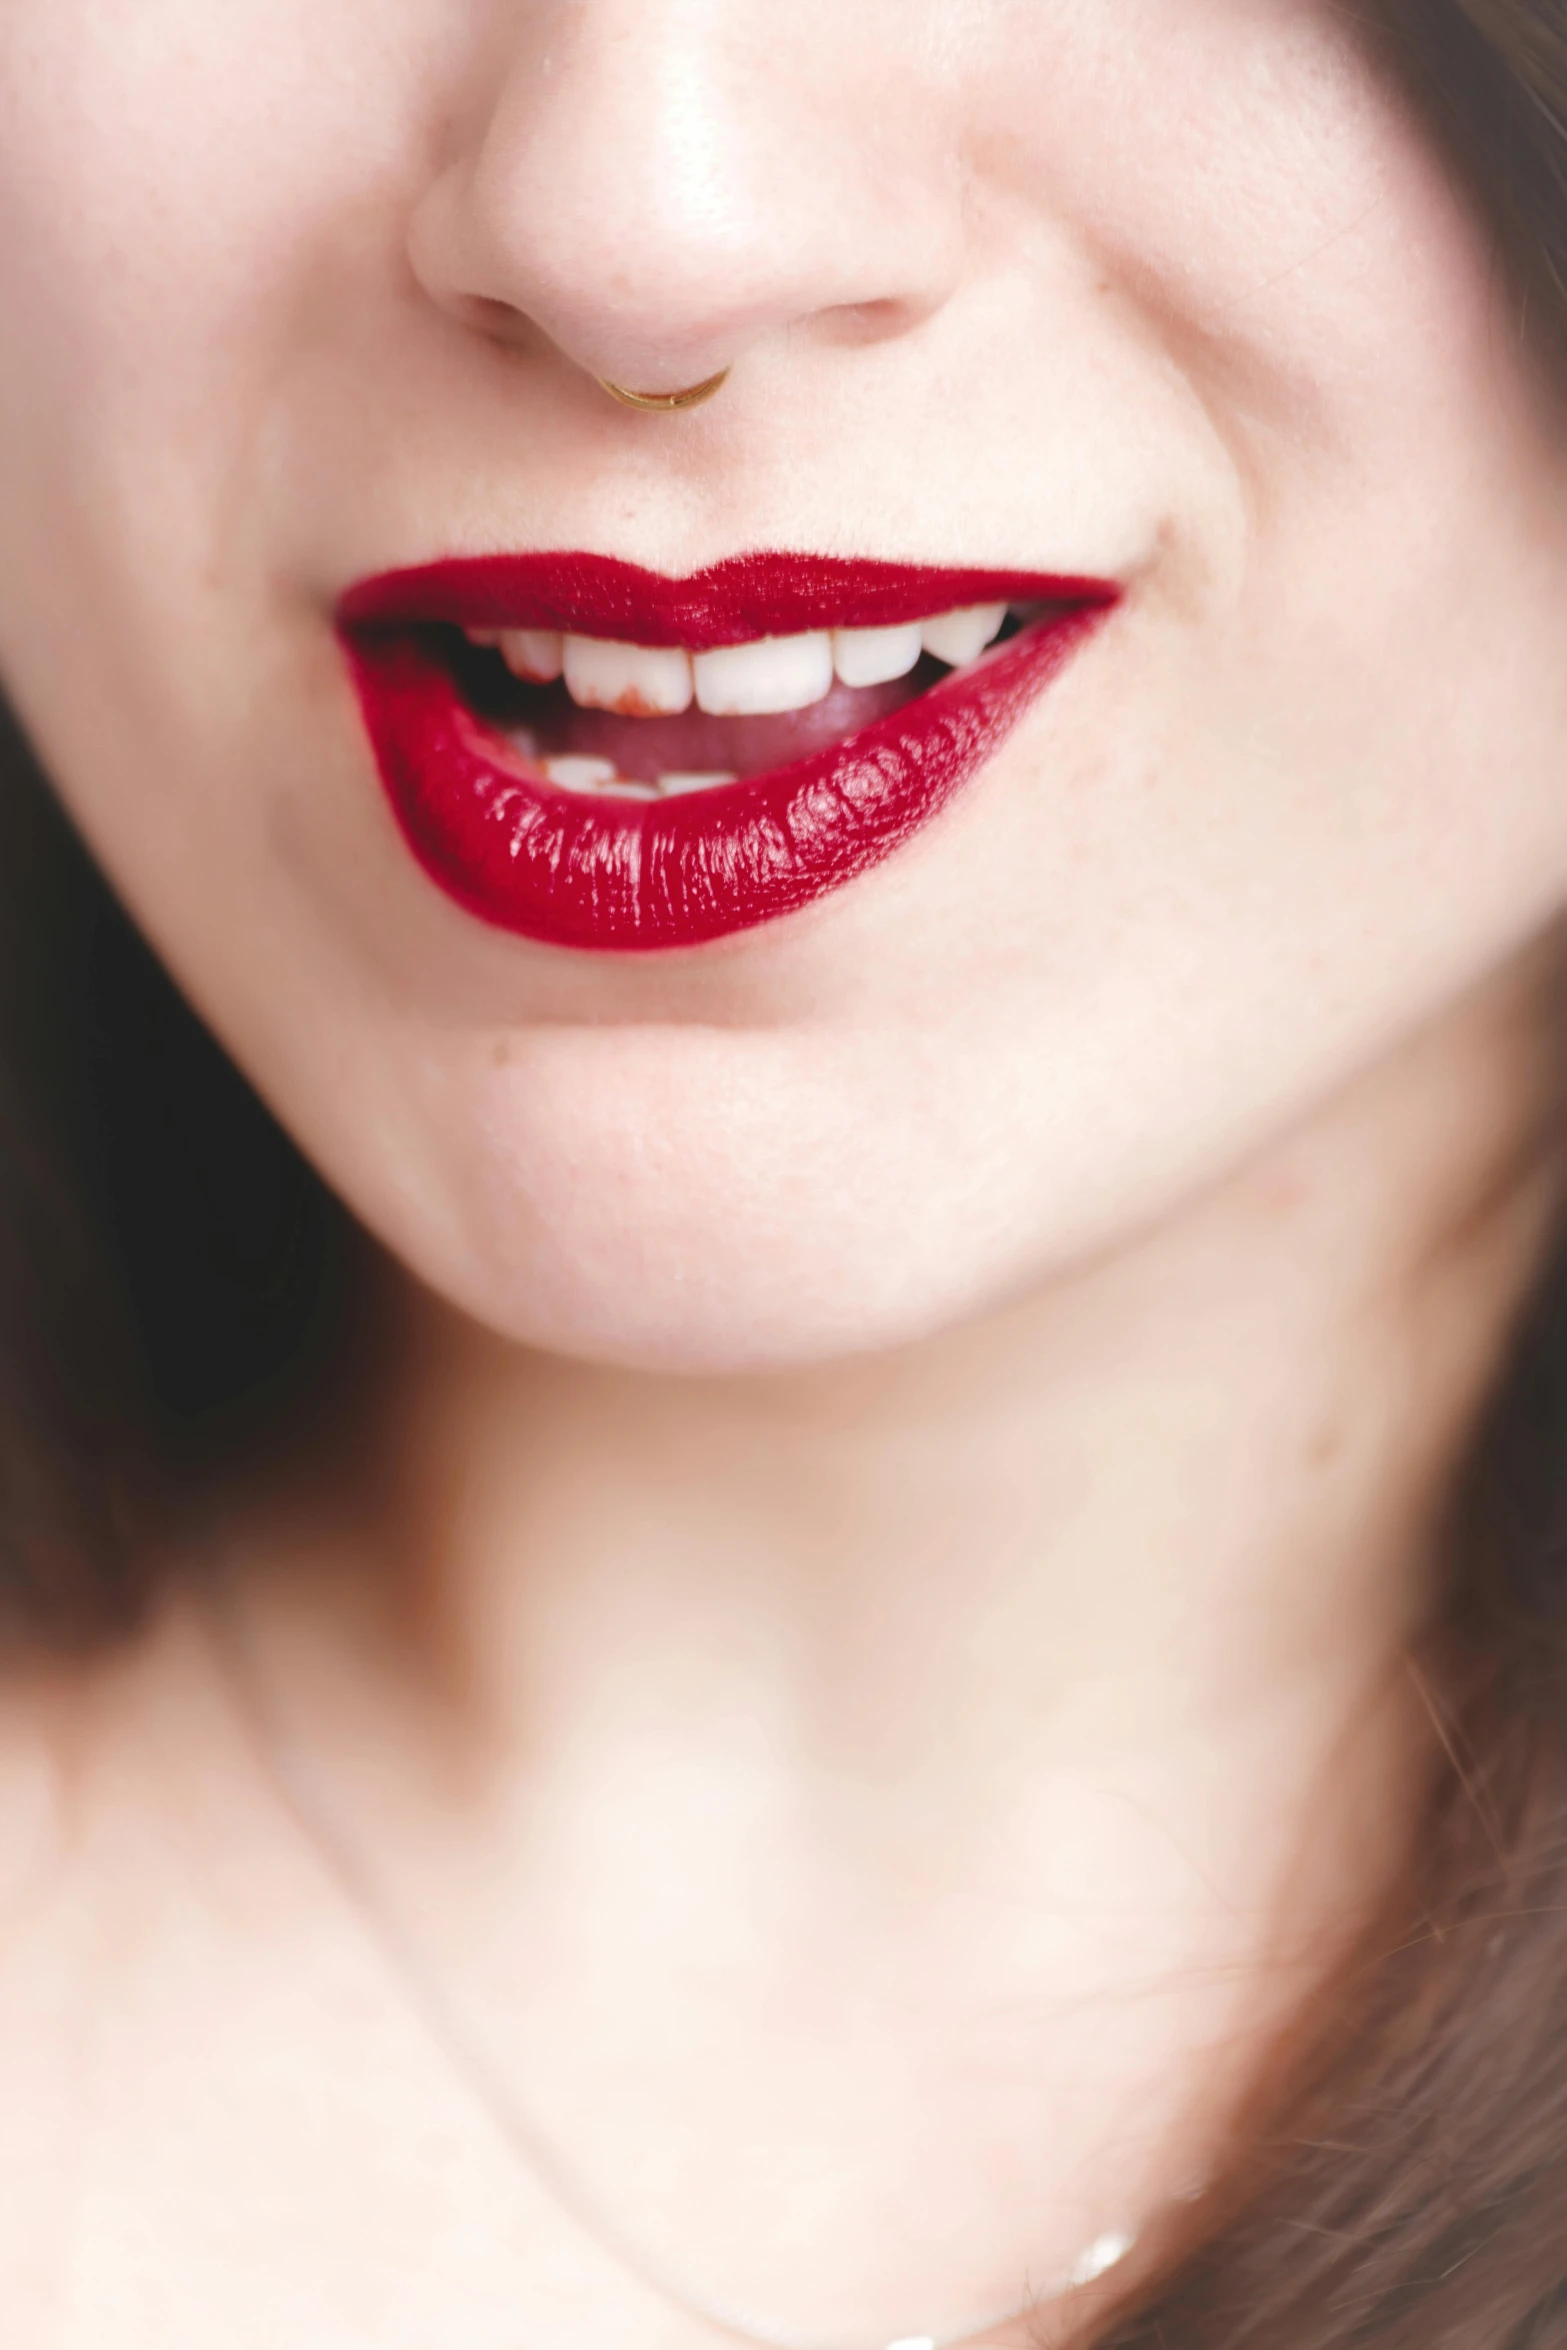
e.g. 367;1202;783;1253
563;635;694;717
920;605;1008;667
692;633;834;717
832;624;924;689
486;609;1004;709
500;628;565;683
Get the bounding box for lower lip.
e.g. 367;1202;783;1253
342;607;1110;954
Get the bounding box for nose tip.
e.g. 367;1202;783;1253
408;6;962;403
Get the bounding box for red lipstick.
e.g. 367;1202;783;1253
339;553;1117;954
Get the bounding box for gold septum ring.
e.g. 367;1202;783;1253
595;369;731;414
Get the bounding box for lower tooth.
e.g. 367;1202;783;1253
541;755;618;792
658;771;738;796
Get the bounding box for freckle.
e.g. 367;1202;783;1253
491;1037;514;1068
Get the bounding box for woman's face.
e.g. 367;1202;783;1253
2;0;1566;1370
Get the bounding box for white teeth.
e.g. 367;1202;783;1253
831;623;924;689
487;606;1012;757
658;770;738;796
537;758;740;801
692;632;834;717
563;635;694;717
483;611;1008;690
541;755;618;792
920;604;1008;667
500;628;565;683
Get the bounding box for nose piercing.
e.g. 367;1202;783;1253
594;370;731;413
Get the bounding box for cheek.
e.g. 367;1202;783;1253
982;0;1507;472
0;1;416;686
0;1;433;989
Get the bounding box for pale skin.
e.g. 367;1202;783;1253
2;1;1567;2344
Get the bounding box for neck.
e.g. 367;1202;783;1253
218;951;1565;2340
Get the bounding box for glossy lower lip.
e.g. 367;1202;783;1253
338;553;1119;954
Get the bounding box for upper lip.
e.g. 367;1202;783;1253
337;549;1121;648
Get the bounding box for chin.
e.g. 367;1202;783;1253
349;1035;1045;1377
432;1240;963;1379
407;1183;1004;1378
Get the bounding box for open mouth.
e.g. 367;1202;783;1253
339;553;1118;953
446;602;1029;798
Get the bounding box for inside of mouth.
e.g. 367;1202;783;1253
440;606;1036;800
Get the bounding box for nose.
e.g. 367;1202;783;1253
408;0;964;400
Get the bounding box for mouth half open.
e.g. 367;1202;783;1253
339;554;1118;953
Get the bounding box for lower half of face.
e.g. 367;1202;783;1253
3;0;1567;1374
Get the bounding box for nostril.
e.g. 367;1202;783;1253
825;295;928;347
444;291;548;356
405;19;965;416
459;294;520;339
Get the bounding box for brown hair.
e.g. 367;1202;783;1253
1;2;1566;2338
0;698;354;1646
1103;7;1567;2340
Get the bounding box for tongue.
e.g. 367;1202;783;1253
508;671;933;783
